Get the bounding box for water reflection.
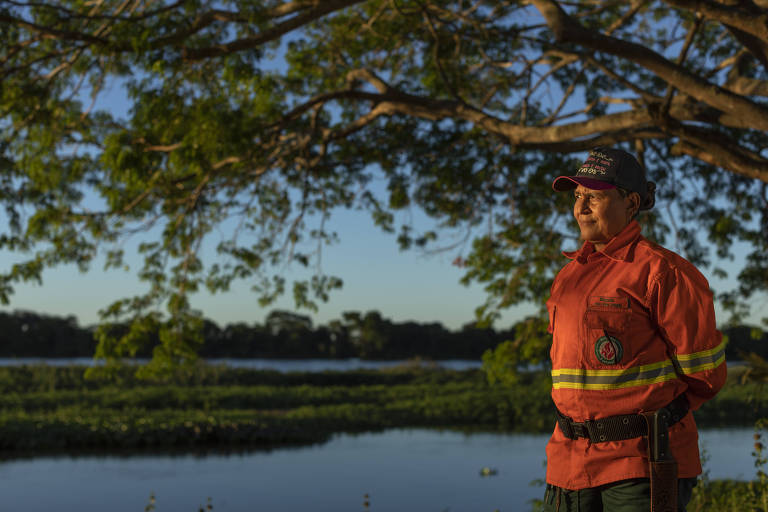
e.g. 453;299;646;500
0;428;757;512
0;357;483;372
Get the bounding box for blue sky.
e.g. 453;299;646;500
0;205;538;330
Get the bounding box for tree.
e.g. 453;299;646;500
1;0;766;374
0;310;95;356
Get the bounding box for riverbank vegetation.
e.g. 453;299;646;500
0;363;762;454
0;364;546;452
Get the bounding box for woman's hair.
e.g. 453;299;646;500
642;181;656;210
617;181;656;219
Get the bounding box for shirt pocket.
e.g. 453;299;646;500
584;296;632;367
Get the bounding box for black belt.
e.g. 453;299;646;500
555;394;689;443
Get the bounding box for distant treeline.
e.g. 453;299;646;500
0;309;763;360
0;310;513;360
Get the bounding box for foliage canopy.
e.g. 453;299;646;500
1;0;767;374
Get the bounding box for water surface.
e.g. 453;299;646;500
0;357;482;372
0;428;758;512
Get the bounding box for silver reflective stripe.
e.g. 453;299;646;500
673;339;727;375
552;339;727;390
552;360;678;390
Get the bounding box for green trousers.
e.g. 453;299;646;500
541;478;697;512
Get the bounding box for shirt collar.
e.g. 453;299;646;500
563;220;641;263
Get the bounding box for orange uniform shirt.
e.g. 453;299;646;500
545;220;727;490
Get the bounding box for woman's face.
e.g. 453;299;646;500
572;185;638;251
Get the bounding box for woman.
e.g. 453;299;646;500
542;147;727;512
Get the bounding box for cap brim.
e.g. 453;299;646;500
552;176;617;191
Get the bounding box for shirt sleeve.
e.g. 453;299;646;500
649;263;727;411
547;274;563;335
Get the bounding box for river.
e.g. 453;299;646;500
0;358;754;510
0;428;759;512
0;357;483;372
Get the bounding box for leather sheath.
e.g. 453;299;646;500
649;459;678;512
642;411;678;512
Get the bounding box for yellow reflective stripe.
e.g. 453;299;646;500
673;339;727;375
553;372;679;390
674;339;727;361
679;353;726;375
552;359;678;390
552;359;671;378
552;340;726;390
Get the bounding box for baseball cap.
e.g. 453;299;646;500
552;147;656;210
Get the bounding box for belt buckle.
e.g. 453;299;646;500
571;422;588;439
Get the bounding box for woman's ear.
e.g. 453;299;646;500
628;192;641;218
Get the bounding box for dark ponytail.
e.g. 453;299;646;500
640;181;656;211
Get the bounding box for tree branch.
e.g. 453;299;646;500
604;0;646;36
1;0;366;69
724;76;768;97
0;13;109;45
724;23;768;72
661;13;702;115
180;0;365;61
671;139;768;183
2;0;186;22
531;0;768;131
663;0;768;46
146;9;255;49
